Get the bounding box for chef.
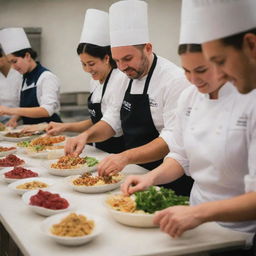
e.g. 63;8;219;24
0;46;22;124
65;0;193;196
0;27;61;125
47;9;126;154
122;0;256;251
188;0;256;95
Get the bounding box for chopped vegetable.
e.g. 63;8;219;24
135;186;189;214
84;156;99;167
17;140;31;147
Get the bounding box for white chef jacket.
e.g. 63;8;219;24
22;71;61;116
167;82;256;233
90;68;127;137
107;55;191;145
0;68;22;122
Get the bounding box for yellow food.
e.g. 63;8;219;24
16;181;48;190
51;213;94;237
106;194;136;213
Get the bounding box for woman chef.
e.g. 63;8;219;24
0;27;61;126
46;9;126;154
121;0;256;245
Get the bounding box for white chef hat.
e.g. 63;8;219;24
188;0;256;43
80;9;110;47
0;27;31;55
179;0;201;44
109;0;149;47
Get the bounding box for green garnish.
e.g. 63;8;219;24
84;156;99;167
17;140;31;147
134;186;189;214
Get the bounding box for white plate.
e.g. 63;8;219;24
40;211;102;246
8;177;55;195
2;135;38;142
105;195;157;228
0;166;40;183
43;160;98;177
0;148;17;157
25;148;64;160
66;175;123;194
22;189;75;216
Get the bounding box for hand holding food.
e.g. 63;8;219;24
121;173;154;195
46;122;66;136
97;153;129;176
64;133;88;156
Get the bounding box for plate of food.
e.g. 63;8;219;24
66;173;124;193
0;166;39;183
8;177;55;195
22;189;74;216
44;155;99;177
0;146;17;157
105;186;189;228
0;154;25;169
2;130;43;142
40;211;102;246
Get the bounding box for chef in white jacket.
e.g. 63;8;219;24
121;0;256;244
47;9;127;154
0;47;22;124
65;0;193;196
0;27;61;126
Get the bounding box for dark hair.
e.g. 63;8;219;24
12;48;38;60
220;28;256;50
77;43;117;68
133;44;146;51
0;47;3;58
178;44;202;55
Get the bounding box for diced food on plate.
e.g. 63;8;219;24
16;181;48;190
4;166;38;179
51;213;94;237
30;190;69;210
0;154;25;167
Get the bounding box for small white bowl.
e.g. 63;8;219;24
66;174;123;194
105;194;157;228
22;189;75;216
8;177;55;195
0;166;40;183
40;211;102;246
43;160;97;177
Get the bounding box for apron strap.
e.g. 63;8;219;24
101;68;114;102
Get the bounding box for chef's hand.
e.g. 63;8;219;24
121;174;153;195
46;122;66;136
153;205;203;238
0;106;10;116
5;116;18;128
97;153;129;176
64;133;88;156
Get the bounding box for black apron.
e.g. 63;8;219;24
120;54;193;196
20;63;62;125
87;69;125;154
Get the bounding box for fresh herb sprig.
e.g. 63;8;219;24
134;186;189;214
84;156;99;167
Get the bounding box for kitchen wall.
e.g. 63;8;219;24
0;0;182;93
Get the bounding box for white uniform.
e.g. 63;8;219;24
90;69;127;137
0;68;22;122
167;82;256;233
22;71;61;116
108;56;191;144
